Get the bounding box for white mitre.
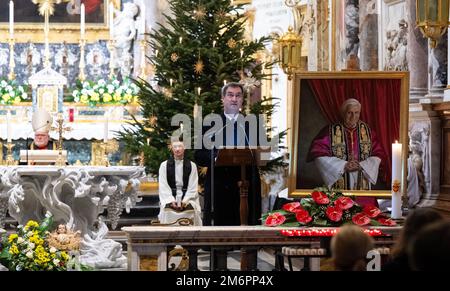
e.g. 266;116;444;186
32;108;53;134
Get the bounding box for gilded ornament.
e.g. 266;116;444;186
193;5;206;21
171;52;179;62
194;59;204;74
227;38;237;48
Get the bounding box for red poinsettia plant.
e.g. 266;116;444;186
262;187;396;227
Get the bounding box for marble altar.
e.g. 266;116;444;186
122;225;401;271
0;165;145;269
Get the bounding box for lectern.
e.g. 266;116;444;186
215;146;268;271
216;147;267;225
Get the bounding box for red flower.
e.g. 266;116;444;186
326;206;342;222
282;202;301;212
378;217;397;226
264;213;286;227
363;205;381;218
312;191;330;205
352;213;371;226
335;197;354;210
295;208;312;224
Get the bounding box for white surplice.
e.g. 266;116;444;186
158;159;202;225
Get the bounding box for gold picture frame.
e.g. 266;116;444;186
288;71;409;198
37;85;59;114
0;0;120;43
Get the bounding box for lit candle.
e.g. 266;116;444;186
212;40;216;48
179;37;183;44
223;80;227;86
391;141;402;219
6;110;11;143
9;1;14;38
146;138;150;146
80;3;85;39
155;49;159;57
180;123;184;132
197;87;201;95
240;49;244;58
169;78;173;87
104;112;109;143
109;2;114;39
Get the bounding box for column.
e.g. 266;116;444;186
406;0;428;103
307;0;317;71
424;32;448;103
316;0;330;71
359;0;378;70
344;0;359;59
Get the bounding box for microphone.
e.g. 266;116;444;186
238;122;256;164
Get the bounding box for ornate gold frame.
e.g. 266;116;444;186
288;71;409;198
37;85;59;113
0;0;118;43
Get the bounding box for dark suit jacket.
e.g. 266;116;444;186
194;113;261;226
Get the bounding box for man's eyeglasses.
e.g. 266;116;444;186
225;93;243;98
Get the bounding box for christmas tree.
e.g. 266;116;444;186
120;0;285;175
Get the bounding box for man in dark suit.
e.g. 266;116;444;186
195;82;262;226
195;82;262;270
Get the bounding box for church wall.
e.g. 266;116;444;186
252;0;294;150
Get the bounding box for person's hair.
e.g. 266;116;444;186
221;82;244;97
391;207;443;258
331;224;374;271
409;220;450;271
340;98;361;118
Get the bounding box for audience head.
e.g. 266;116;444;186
221;82;244;115
409;220;450;271
331;224;374;271
340;98;361;129
391;207;443;258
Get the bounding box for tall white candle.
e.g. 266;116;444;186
140;3;146;34
9;1;14;38
80;3;85;39
109;2;114;39
6;110;11;143
104;112;109;143
391;141;402;219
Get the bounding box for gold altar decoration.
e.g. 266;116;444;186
0;0;116;43
51;113;72;167
5;142;17;166
416;0;449;48
37;86;59;114
78;39;87;82
90;139;118;166
8;38;15;80
278;26;302;80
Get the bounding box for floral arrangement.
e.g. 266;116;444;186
263;188;397;227
71;78;139;106
0;216;70;271
0;79;29;105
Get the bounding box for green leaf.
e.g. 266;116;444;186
370;219;382;226
281;221;300;227
314;219;329;226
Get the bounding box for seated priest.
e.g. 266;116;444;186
31;108;56;150
157;138;202;226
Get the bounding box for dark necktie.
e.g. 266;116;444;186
233;121;238;146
